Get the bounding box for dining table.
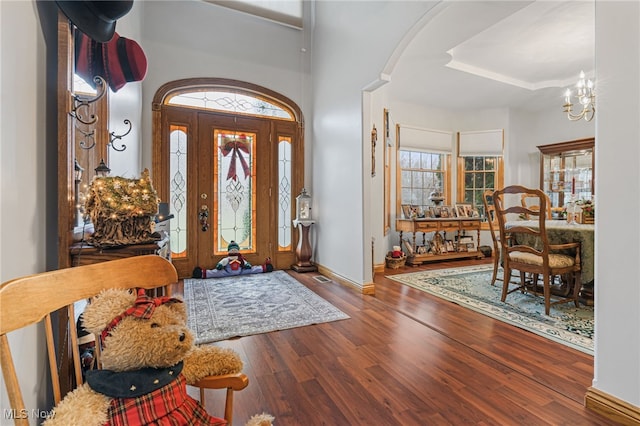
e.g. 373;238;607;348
505;219;595;288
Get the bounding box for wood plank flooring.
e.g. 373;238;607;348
182;259;614;425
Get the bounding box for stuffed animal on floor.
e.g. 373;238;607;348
44;288;273;426
192;240;273;279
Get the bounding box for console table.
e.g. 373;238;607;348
396;218;483;265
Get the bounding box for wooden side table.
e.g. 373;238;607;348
291;219;317;272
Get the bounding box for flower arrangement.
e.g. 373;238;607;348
577;199;595;217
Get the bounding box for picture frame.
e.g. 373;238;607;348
455;204;472;218
401;204;412;219
440;206;451;218
446;240;455;252
403;239;414;256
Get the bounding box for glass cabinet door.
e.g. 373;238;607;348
538;138;595;210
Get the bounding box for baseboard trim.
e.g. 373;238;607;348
373;263;385;274
315;264;375;295
585;386;640;425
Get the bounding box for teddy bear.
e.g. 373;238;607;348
44;288;273;426
192;240;273;279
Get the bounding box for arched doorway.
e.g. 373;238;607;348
152;78;305;278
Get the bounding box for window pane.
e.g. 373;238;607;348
474;157;484;171
464;157;474;170
168;90;294;120
399;151;411;169
460;156;501;214
474;173;483;188
278;137;292;251
410;151;421;168
215;130;256;254
399;150;447;210
169;125;188;259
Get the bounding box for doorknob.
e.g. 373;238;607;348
199;205;209;232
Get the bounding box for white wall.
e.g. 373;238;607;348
107;2;145;178
593;0;640;406
312;1;439;286
0;1;49;424
138;0;311;176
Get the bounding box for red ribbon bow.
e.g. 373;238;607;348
101;289;182;343
220;134;251;181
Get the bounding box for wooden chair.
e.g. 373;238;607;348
0;255;248;426
493;186;581;315
482;190;501;286
520;193;552;219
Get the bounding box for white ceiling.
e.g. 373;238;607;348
388;0;595;112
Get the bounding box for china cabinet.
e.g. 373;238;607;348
538;138;595;209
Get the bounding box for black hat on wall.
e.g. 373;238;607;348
56;1;134;43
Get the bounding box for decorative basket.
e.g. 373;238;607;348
385;252;406;269
580;215;594;224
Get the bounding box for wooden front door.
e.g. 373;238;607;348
156;105;301;278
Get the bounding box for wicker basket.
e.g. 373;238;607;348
385;252;406;269
580;215;594;224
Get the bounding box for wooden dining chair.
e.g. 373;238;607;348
0;255;248;426
493;186;581;315
520;193;552;219
482;190;501;286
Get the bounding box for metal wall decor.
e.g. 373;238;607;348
108;119;133;151
371;124;377;177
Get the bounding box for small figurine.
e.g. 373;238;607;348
192;241;273;279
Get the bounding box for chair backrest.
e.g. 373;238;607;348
494;185;551;266
0;255;178;426
520;193;552;219
482;190;499;244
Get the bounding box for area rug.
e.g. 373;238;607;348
184;270;350;345
388;265;593;354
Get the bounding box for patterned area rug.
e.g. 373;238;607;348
388;265;593;354
184;270;350;345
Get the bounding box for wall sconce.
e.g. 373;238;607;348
94;159;111;177
295;188;312;220
563;71;595;122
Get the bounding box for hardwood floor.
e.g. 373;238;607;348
187;259;614;425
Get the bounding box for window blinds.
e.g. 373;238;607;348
398;125;452;153
457;129;504;156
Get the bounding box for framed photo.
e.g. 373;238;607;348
456;204;471;218
425;206;436;218
440;206;451;218
401;204;412;219
470;208;480;218
403;239;414;256
446;240;455;252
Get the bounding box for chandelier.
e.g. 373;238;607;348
563;71;595;122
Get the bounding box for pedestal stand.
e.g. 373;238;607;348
291;219;317;272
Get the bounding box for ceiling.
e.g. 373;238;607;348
388;0;595;112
